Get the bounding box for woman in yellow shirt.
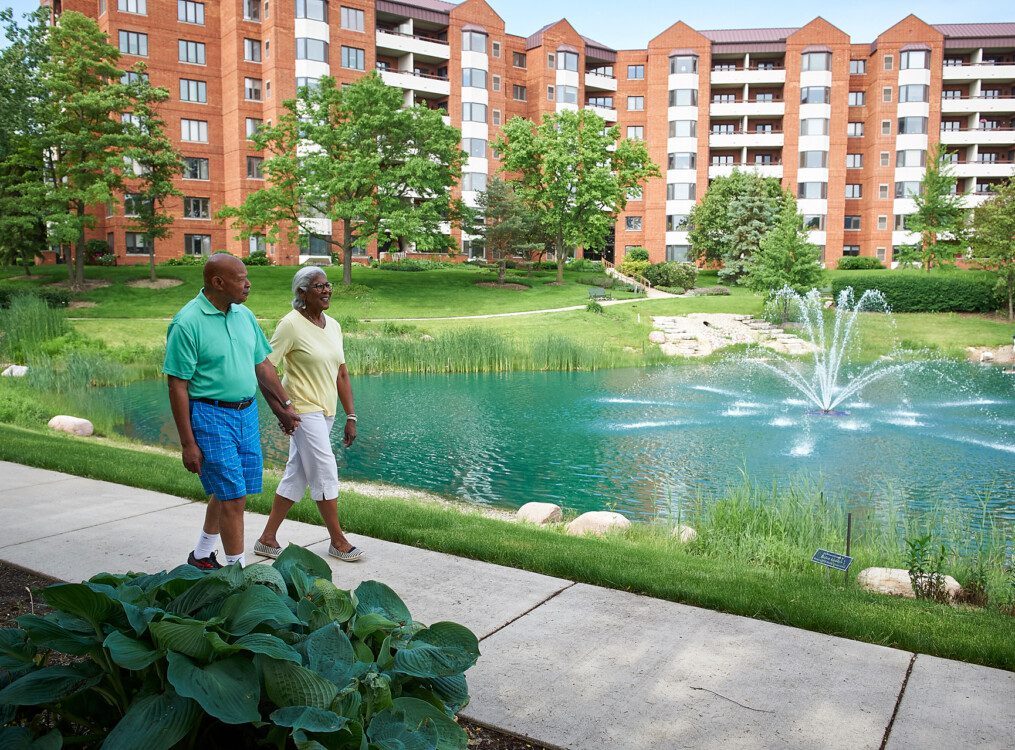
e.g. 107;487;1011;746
254;266;363;561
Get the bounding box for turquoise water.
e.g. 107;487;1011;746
102;362;1014;522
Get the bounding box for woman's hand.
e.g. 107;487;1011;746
343;417;357;447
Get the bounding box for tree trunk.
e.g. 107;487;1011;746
555;231;564;285
497;259;506;284
73;204;86;290
149;245;156;282
1008;276;1014;322
342;220;353;286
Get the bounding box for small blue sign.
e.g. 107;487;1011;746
812;549;853;572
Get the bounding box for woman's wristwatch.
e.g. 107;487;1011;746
346;413;358;422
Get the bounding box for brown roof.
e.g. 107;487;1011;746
524;22;617;54
932;23;1015;38
698;27;798;43
386;0;456;12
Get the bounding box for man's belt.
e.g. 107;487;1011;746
193;397;255;410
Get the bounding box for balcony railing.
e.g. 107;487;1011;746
376;27;448;45
942;94;1015;101
941;125;1015;132
709;128;784;135
377;64;449;82
711;64;785;72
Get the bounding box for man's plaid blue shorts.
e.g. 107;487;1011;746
190;399;263;500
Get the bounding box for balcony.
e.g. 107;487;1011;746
379;69;450;97
939;126;1015;146
708;130;784;149
709;66;786;85
708;163;782;179
584;104;617;122
942;62;1015;81
709;99;784;117
949;159;1015;178
584;71;617;91
941;94;1015;114
375;28;450;61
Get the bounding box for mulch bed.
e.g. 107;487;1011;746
475;282;530;291
0;561;549;750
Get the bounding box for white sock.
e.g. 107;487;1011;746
225;553;245;567
194;531;220;559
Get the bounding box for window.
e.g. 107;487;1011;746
462;31;486;53
184;197;210;219
627;64;644;79
711;122;735;135
753;92;775;103
557;86;578;104
669;55;697;74
668;153;695;169
894;181;921;198
461;172;487;192
801;52;831;71
879;184;889;199
547;86;554;101
880;152;890;167
669;120;696;137
492;110;501;126
121;70;148;85
876;247;887;262
119;31;148;57
588;96;613;108
123;193;149;216
713;92;736;104
244;0;260;20
881;120;891;136
626;125;644;140
666;245;690;261
122;112;141;128
341;7;364;31
667;183;695;200
462;68;487;88
802;214;825;230
179;79;207;103
847;122;864;137
492;41;500;58
296;0;327;21
669;90;697;106
801;87;830;104
883;54;893;71
125;233;151;255
462;103;487;123
513;52;526;68
981;88;1000;99
844;216;861;230
843;245;861;256
179;40;206;64
463;138;486;158
627;187;642;201
244;78;262;101
297;77;321;91
878;215;888;230
799;151;828;168
558;51;578;71
798;182;827;199
754;153;776;165
897;117;927;134
898;84;929;103
265;80;271;98
627;96;645;111
181;118;208;142
849;59;866;74
296;38;329;62
893;214;908;230
845;184;862;198
625;216;643;231
896;150;926;167
800;118;828;136
185;234;211;256
118;0;146;13
249;235;266;255
848;91;865;106
341;47;365;70
547;53;555;69
710;154;734;166
245;117;263;138
846;153;863;168
490;75;500;92
666;215;688;231
512;84;526;101
246;156;264;179
882;87;892;102
183;157;209;180
900;50;929;70
940;120;961;132
178;0;205;23
244;39;262;62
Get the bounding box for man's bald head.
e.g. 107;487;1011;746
203;253;250;309
204;252;245;285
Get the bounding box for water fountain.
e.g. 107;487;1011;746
748;286;919;414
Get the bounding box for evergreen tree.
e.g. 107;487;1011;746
475;176;532;284
745;191;824;298
905;145;968;272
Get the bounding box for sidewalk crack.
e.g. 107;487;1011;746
880;653;917;750
480;581;577;642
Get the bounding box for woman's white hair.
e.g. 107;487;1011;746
291;266;327;309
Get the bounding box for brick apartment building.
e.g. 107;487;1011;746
46;1;1015;268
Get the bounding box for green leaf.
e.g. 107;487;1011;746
41;583;117;624
242;564;288;596
131;566;205;597
206;632;302;664
333;689;362;720
354;582;412;625
0;727;62;750
368;707;439;750
103;630;161;670
270;705;348;733
352;612;398;642
149;619;214;662
166;651;260;724
15;615;98;656
101;690;200;750
0;663;103;706
274;545;332;590
311;579;355;623
305;622;360;687
393;623;479;679
0;628;35;669
166;575;236;618
261;657;338;709
425;674;470;713
220;585;303;636
391;697;467;750
291;730;329;750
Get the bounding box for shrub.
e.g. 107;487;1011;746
623;246;649;261
159;254;206;267
0;386;48;427
829;271;1002;313
837;256;885;270
687;286;731;296
586;299;604;314
84;239;110;265
0;546;479;749
642;261;697;291
566;258;602;272
617;259;651;279
377;259;453;272
96;253;117;267
576;274;614;289
0;286;70;309
242;252;273;266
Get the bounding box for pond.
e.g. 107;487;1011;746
89;361;1014;522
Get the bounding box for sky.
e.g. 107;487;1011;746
1;0;1012;49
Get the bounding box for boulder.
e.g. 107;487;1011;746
2;365;28;377
648;331;666;344
420;334;434;341
47;415;94;437
856;567;962;602
566;511;631;537
516;502;562;525
672;524;697;543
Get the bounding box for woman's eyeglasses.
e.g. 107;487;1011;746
308;282;333;291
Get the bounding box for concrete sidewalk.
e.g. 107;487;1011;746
0;461;1011;749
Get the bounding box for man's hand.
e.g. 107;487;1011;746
277;405;301;435
343;418;357;447
182;442;203;474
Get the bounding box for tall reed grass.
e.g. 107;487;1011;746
0;295;68;362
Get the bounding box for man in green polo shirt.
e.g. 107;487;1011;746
163;253;300;569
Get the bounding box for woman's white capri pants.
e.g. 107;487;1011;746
276;411;339;502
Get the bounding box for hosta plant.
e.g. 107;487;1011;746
0;545;480;749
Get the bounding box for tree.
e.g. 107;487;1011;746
121;63;183;282
474;177;532;284
904;145;968;272
494;109;659;285
970;177;1015;321
687;170;783;284
745;192;823;320
219;73;469;285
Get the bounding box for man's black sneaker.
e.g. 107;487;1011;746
187;551;223;570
